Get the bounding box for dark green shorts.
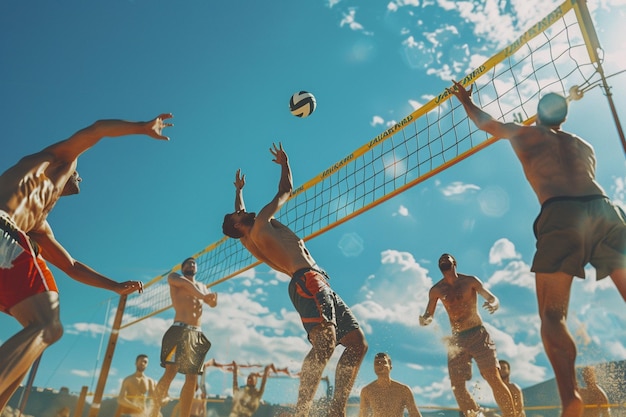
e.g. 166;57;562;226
532;195;626;279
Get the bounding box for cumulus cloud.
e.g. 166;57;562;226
486;259;535;290
488;238;521;265
352;249;432;330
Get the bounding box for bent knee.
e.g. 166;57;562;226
42;320;63;345
341;328;367;350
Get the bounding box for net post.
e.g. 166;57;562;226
88;294;128;417
74;386;89;417
574;0;626;154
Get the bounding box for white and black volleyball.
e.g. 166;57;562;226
289;91;317;118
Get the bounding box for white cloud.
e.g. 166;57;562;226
488;238;521;265
484;323;547;385
440;181;481;197
353;250;432;329
340;9;366;32
70;369;95;378
486;259;535;290
397;205;409;216
65;322;108;337
370;115;384;126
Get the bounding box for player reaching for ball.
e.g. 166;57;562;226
0;113;172;409
222;143;367;417
447;80;626;417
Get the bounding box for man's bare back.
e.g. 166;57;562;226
508;127;605;204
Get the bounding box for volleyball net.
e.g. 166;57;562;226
121;0;607;329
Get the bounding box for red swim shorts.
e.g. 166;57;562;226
0;215;58;315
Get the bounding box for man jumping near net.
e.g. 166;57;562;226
0;113;172;410
448;80;626;417
222;143;367;417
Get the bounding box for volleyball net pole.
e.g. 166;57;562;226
574;0;626;154
88;294;127;417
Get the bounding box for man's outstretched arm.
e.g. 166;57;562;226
29;221;143;295
475;278;499;314
43;113;173;163
234;169;246;212
256;143;293;223
447;81;522;139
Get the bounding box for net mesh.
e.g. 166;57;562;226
121;0;602;328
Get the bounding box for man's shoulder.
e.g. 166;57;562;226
362;381;377;391
458;274;481;286
391;379;412;391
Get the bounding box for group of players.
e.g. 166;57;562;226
0;81;624;417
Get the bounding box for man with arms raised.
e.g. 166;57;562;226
420;254;515;417
359;352;423;417
448;81;626;417
0;113;172;409
222;143;367;417
229;362;275;417
151;257;217;417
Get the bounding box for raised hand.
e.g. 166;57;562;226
234;169;246;190
270;142;287;166
146;113;174;140
446;80;474;104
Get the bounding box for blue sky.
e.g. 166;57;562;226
1;0;625;411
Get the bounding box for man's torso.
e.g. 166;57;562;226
362;380;410;417
170;277;204;327
435;275;482;332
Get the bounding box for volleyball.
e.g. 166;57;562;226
289;91;316;118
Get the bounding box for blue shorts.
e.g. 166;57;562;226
288;268;360;343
